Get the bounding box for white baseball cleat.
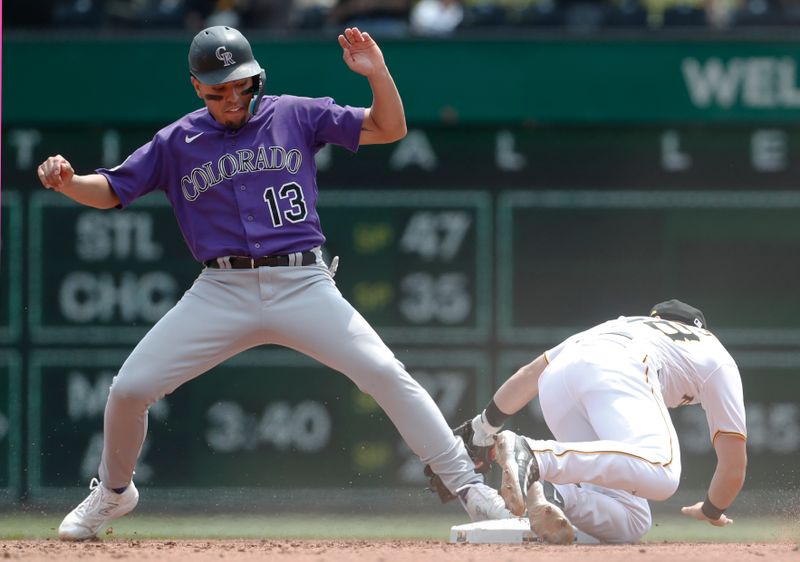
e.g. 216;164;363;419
58;478;139;541
494;430;576;544
456;483;514;522
494;430;538;516
526;480;576;545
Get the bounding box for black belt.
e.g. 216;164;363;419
204;251;317;269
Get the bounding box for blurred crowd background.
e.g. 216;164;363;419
6;0;800;36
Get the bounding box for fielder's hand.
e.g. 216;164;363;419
453;416;494;473
423;416;495;504
681;501;734;526
37;155;74;192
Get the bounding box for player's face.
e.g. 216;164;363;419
192;76;255;130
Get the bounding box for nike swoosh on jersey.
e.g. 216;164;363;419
185;132;204;143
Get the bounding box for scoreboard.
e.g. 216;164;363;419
17;189;495;501
498;190;800;346
27;348;489;501
0;351;21;503
4;125;800;501
27;190;491;344
1;192;22;344
312;191;491;342
5;126;800;191
28;196;196;343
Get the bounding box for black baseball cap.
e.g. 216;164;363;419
650;299;707;329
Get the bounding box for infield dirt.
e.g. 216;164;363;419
0;540;798;562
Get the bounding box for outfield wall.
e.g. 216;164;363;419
6;34;800;125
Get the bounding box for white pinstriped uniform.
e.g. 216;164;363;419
526;316;746;543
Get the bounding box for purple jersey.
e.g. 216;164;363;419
98;95;364;262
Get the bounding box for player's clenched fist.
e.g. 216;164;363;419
37;155;74;192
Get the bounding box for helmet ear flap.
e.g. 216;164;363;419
244;70;266;96
248;69;267;114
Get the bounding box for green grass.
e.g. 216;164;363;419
0;514;458;540
642;517;799;543
0;514;797;542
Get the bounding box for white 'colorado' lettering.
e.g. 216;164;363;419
180;145;303;201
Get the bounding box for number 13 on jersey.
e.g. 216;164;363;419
263;182;308;227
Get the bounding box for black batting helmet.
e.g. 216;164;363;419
189;26;267;111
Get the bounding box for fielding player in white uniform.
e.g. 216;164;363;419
468;300;747;543
37;26;511;540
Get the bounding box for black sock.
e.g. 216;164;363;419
112;486;128;494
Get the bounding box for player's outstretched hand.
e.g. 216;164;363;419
338;27;385;78
37;155;74;192
681;501;734;527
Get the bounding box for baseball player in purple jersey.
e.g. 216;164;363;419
37;26;511;541
460;300;747;544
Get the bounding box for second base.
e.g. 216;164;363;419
449;518;600;544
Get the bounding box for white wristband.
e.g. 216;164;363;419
470;412;503;447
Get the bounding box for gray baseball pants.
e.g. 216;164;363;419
98;257;479;493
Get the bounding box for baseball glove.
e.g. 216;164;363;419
424;418;494;504
452;417;494;473
424;464;457;503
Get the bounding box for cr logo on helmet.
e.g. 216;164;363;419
215;47;235;67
